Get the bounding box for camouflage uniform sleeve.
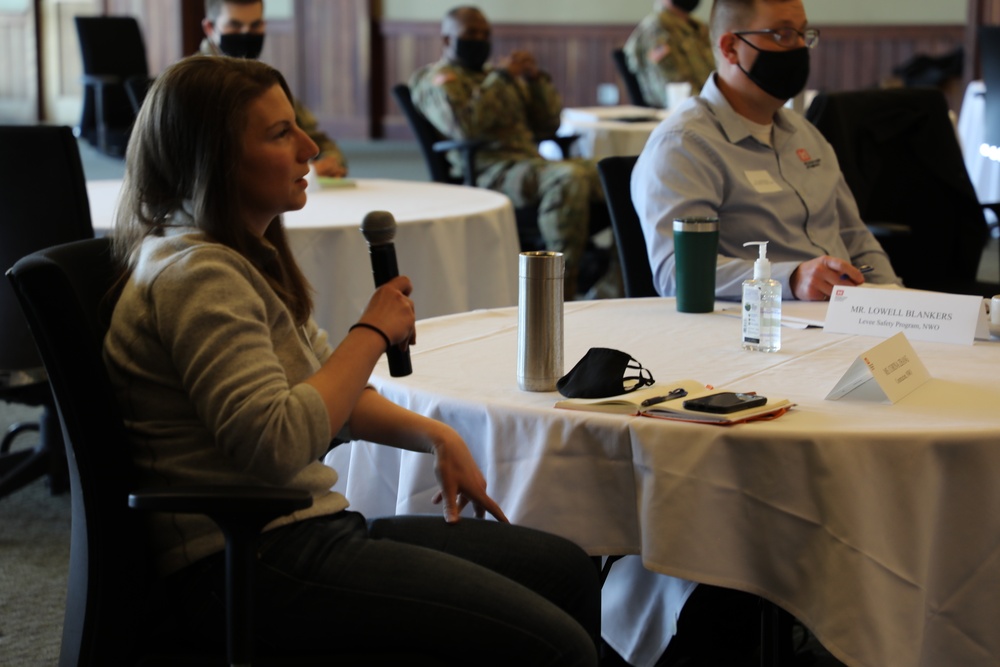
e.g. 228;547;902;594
626;12;715;105
522;72;563;139
410;62;524;141
293;98;346;167
653;19;714;94
625;15;669;107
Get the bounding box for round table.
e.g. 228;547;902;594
327;298;1000;667
86;178;521;339
540;105;667;162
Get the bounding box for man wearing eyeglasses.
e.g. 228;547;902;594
632;0;899;304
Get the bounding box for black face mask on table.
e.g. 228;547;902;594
454;38;491;71
735;36;810;101
672;0;700;13
218;33;265;59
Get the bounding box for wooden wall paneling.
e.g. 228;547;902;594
381;20;437;138
260;15;298;82
812;25;967;112
379;21;967;141
291;0;370;139
379;21;635;139
101;0;184;74
0;8;37;122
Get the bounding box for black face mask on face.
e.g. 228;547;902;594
453;38;491;71
672;0;700;13
218;32;265;59
735;35;810;101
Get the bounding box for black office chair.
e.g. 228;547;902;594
612;48;651;108
75;16;149;157
393;83;613;294
8;238;446;666
807;87;997;297
0;125;95;500
596;155;657;298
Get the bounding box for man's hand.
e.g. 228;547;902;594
310;154;347;178
790;256;866;301
499;50;540;80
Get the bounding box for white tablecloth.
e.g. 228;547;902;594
326;298;1000;667
86;178;520;340
540;106;667;162
958;80;1000;211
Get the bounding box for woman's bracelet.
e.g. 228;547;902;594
349;322;391;351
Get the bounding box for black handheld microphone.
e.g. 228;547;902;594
360;210;412;377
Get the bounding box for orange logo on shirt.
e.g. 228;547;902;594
796;148;812;162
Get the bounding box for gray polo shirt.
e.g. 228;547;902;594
632;73;898;299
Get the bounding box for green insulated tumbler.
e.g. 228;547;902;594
672;217;719;313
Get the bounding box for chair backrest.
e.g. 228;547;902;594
0;125;94;373
596;155;658;298
611;48;650;108
392;83;460;185
6;237;149;666
806;87;989;292
75;16;149;154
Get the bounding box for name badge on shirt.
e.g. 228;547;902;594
745;170;783;193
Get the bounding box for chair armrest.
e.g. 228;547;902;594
128;485;313;665
432;138;490;186
128;485;313;519
866;222;912;238
81;74;124;88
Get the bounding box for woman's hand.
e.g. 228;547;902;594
348;393;508;524
428;424;509;524
357;275;416;348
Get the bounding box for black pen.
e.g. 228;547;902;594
640;388;688;407
840;264;874;281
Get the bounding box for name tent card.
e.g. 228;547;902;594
826;332;930;403
825;286;983;345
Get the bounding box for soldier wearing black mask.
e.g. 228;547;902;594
409;5;623;301
198;0;348;178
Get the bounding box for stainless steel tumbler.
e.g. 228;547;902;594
673;217;719;313
517;251;564;391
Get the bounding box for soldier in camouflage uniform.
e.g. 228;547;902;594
624;0;714;108
200;0;347;177
410;5;620;300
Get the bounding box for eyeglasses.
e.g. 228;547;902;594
733;27;820;49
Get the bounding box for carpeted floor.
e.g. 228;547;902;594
0;403;68;666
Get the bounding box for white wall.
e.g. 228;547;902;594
381;0;966;25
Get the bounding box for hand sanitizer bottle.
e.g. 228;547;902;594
741;241;781;352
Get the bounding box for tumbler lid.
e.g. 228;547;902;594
673;217;719;233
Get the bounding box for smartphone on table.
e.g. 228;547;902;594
683;392;767;414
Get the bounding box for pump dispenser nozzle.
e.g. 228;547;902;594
744;241;771;281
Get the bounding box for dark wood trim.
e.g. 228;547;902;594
181;0;204;58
